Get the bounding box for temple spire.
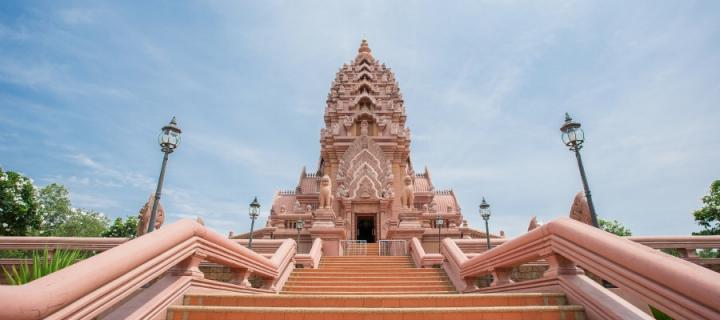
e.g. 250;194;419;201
358;39;372;54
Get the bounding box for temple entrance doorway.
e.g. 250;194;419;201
356;215;376;243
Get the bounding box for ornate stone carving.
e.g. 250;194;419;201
319;175;334;209
400;175;415;209
336;182;349;199
280;205;287;214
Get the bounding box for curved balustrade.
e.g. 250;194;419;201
409;237;442;268
295;237;323;268
0;236;129;251
441;218;720;320
0;219;296;320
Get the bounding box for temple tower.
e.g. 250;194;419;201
243;40;493;254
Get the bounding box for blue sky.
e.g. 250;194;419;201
0;1;718;237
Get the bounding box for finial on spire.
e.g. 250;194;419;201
358;39;371;54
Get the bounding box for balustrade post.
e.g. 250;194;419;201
544;254;583;278
230;268;253;287
490;267;515;286
261;277;277;291
680;248;698;259
463;277;479;292
171;252;207;279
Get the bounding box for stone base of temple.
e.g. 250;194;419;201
309;225;346;256
312;207;337;228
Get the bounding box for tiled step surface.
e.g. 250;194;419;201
167;305;586;320
166;253;585;320
284;256;454;294
168;293;585;320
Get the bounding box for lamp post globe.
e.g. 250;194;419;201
295;220;304;251
248;197;260;250
147;117;182;233
479;197;492;250
560;113;599;228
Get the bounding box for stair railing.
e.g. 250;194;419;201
408;237;442;268
340;240;367;256
379;240;407;256
295;237;323;268
441;218;720;320
0;219;296;320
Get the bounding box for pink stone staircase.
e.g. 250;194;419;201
166;253;586;319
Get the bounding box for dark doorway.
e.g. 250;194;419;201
356;215;376;243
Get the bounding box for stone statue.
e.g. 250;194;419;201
280;205;287;214
360;120;369;136
305;204;313;214
318;175;334;209
137;193;164;236
569;192;592;225
293;200;302;212
400;175;414;209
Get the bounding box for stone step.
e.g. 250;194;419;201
284;280;452;287
280;291;458;295
291;270;444;275
167;305;585;320
318;263;416;267
288;275;450;281
281;285;456;293
321;257;411;262
183;293;570;308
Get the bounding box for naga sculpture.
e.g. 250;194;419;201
400;175;414;209
569;191;592;226
319;175;334;209
136;193;164;236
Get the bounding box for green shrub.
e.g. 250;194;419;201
2;248;86;285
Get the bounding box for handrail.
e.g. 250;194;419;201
445;218;720;320
409;237;442;268
296;237;323;269
0;219;296;320
0;236;129;251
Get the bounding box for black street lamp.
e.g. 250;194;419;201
435;213;444;252
295;219;304;251
560;113;599;228
479;198;492;250
248;197;260;250
148;117;182;233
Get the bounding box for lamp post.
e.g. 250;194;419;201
560;113;599;228
296;219;304;251
479;198;492;250
248;197;260;250
147;117;182;233
436;213;444;252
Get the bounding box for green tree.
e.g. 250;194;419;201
36;183;73;235
102;216;138;238
599;218;632;236
0;168;40;236
53;209;109;237
692;180;720;236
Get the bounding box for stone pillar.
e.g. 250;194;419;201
544;254;583;278
490;267;515;286
229;268;252;287
171;252;207;279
